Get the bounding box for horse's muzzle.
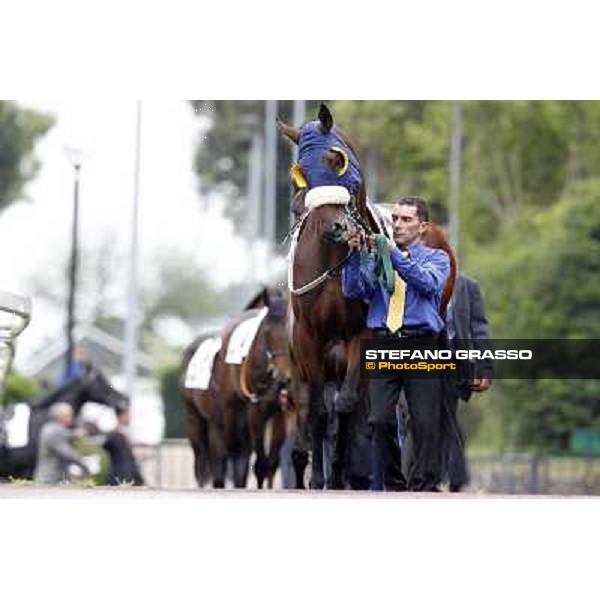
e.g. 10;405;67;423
323;220;349;244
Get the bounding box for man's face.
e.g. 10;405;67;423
118;411;130;428
391;204;428;248
60;411;74;428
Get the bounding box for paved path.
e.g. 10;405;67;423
1;484;596;499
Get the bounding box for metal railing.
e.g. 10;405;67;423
134;440;600;494
468;453;600;495
133;440;197;489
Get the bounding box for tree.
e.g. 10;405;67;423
27;240;225;363
141;250;221;327
190;100;322;244
0;101;54;212
27;233;128;340
187;101;600;453
333;101;600;248
471;179;600;452
333;100;450;212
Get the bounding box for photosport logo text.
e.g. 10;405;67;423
360;339;600;380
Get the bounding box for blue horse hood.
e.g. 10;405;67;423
297;121;362;195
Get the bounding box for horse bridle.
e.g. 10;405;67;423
240;323;288;403
287;192;373;296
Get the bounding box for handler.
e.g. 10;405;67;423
34;402;91;485
342;196;450;491
444;272;494;491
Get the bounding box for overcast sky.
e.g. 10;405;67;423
0;100;278;367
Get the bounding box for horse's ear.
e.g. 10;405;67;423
318;103;334;133
261;286;270;307
277;117;299;145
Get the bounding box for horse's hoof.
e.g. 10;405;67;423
330;475;345;490
291;450;309;470
310;476;326;490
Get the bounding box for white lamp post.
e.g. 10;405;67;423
64;146;85;377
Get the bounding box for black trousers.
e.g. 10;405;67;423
369;372;443;491
442;385;470;492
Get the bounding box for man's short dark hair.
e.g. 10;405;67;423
396;196;430;222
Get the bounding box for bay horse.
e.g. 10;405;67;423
0;365;128;480
180;332;217;486
179;289;274;487
219;295;291;488
279;104;458;490
279;104;381;489
180;287;290;488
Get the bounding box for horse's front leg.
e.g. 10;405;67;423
223;397;248;488
267;408;286;488
290;381;310;489
233;401;251;488
309;382;328;490
334;334;363;413
322;381;338;488
208;418;227;489
331;333;364;489
248;402;268;489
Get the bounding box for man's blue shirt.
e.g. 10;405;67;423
342;241;450;333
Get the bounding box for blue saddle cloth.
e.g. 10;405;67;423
298;121;362;195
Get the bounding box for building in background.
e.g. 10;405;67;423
19;323;164;445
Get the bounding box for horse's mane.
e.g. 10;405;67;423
243;286;284;310
266;297;287;321
421;224;457;319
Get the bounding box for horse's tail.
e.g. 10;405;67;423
422;224;457;319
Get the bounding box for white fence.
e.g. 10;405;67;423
134;440;197;489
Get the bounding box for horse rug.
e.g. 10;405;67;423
225;307;269;365
185;336;223;389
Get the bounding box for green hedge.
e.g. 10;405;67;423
159;363;187;438
3;371;41;405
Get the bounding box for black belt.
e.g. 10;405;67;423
374;327;437;339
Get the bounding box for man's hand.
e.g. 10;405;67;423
349;232;396;253
347;228;364;251
472;378;493;392
365;234;377;251
367;233;395;252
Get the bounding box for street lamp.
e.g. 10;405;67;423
64;146;85;378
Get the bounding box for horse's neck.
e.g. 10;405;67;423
247;335;268;385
